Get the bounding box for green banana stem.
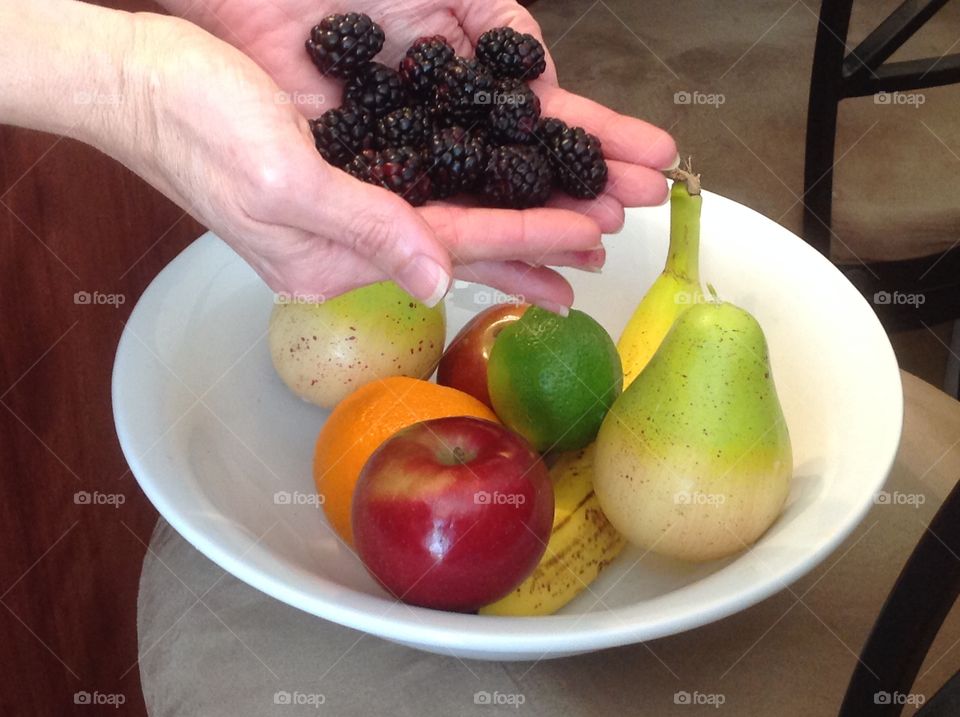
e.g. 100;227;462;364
665;166;702;284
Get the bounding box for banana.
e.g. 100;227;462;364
618;164;703;389
479;444;626;617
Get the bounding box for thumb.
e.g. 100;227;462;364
304;159;453;307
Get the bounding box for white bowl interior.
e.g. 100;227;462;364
113;192;902;660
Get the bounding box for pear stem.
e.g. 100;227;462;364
664;158;702;284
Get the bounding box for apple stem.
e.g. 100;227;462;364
451;445;470;464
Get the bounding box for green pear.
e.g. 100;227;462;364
269;281;445;409
594;301;792;561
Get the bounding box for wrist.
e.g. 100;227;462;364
0;1;139;146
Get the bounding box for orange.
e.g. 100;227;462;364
313;376;498;545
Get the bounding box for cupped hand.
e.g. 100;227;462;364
115;12;603;309
158;0;678;307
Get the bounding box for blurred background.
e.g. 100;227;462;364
1;0;957;713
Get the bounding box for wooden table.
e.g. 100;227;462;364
134;372;960;717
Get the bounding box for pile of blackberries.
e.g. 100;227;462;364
305;13;608;208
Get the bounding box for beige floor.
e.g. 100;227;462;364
532;0;960;392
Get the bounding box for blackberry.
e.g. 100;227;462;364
425;126;487;198
432;57;494;126
375;105;432;149
488;79;541;144
482;145;553;208
306;13;384;78
399;36;456;97
475;27;547;81
345;147;432;206
309;104;374;167
544;125;608;198
343;62;407;116
533;116;570;146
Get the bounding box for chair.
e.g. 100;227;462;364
804;0;960;396
838;478;960;716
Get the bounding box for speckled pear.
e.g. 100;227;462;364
594;301;792;561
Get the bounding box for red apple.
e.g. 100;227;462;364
352;415;553;612
436;303;529;410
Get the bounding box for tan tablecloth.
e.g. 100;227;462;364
137;371;960;716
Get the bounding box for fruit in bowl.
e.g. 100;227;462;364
436;302;529;409
313;377;497;545
268;281;445;409
595;166;793;562
596;300;793;562
480;443;626;616
352;416;554;612
487;306;622;453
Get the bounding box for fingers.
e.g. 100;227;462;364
454;260;574;313
292;153;453;307
604;161;670;206
418;203;601;264
545;193;624;233
534;84;678;170
538;246;605;271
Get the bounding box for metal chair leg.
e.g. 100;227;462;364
838;478;960;716
946;320;959;399
803;0;856;257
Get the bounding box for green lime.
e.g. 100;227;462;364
487;306;622;453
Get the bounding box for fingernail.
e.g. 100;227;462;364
662;153;681;172
581;248;606;267
658;190;671;206
397;254;450;307
537;301;570;317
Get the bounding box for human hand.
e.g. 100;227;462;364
107;12;616;309
157;0;678;307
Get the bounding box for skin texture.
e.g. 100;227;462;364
594;302;793;562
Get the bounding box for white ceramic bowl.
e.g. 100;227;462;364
113;192;903;660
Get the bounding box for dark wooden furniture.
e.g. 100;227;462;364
839;478;960;715
0;3;202;712
804;0;960;335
